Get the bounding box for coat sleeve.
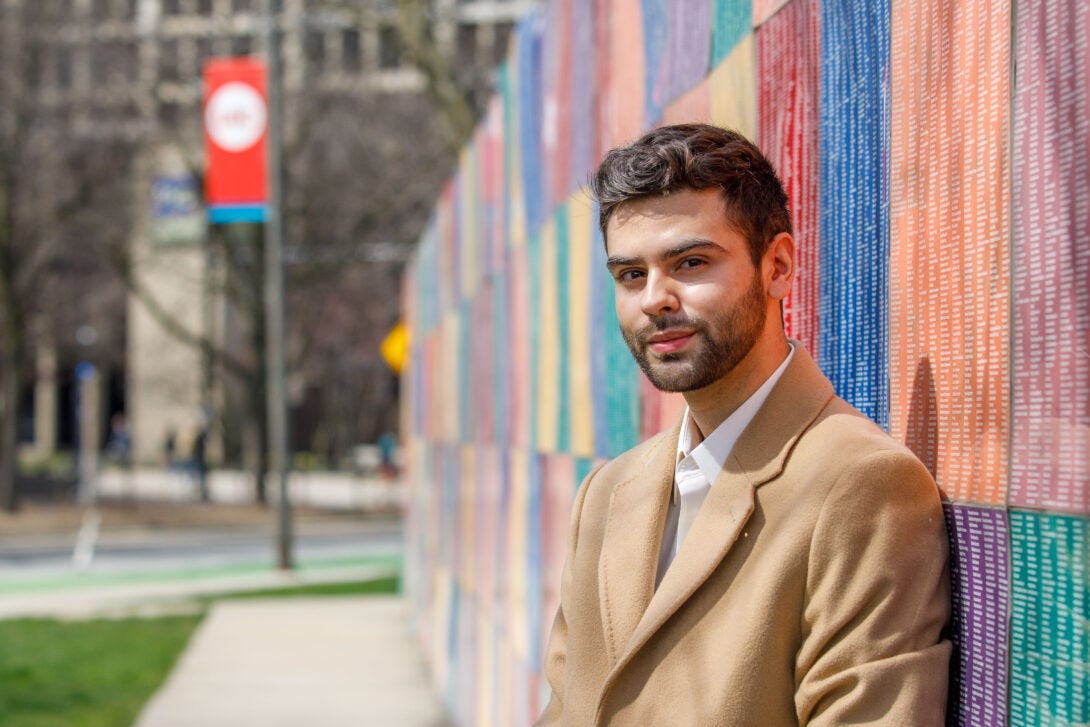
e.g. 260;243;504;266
795;449;952;726
535;466;599;726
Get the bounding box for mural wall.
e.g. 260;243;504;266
402;1;1089;725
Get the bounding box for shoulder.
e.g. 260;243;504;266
575;427;677;509
795;395;940;506
592;427;676;484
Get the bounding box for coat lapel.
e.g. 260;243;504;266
596;422;679;665
601;344;835;691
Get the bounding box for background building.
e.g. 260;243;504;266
1;0;531;497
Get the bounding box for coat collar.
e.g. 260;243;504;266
596;342;835;697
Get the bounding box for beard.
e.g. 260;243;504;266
621;271;767;393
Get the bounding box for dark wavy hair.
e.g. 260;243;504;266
591;124;791;264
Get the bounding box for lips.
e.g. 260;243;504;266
646;329;696;354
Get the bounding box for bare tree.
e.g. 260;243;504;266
0;0;498;508
0;2;136;510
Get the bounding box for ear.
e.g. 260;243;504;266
764;232;795;301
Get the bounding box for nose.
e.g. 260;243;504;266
640;270;679;317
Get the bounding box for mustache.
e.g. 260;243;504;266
633;315;705;341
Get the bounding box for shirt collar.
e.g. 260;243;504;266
676;343;796;484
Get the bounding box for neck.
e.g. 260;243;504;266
683;333;790;438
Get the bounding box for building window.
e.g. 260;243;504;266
158;101;180;127
231;35;252;56
378;25;401;70
196;0;214;14
27;43;43;88
493;22;513;64
234;0;253;11
159;38;180;81
120;40;139;83
163;0;183;15
88;41;138;86
196;37;213;71
342;28;361;72
57;46;73;89
92;0;111;19
305;28;326;72
456;23;476;68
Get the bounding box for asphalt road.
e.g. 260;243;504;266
3;517;398;577
0;505;404;612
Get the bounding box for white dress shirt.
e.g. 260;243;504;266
656;345;796;587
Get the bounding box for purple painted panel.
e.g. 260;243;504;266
665;0;713;103
943;503;1010;726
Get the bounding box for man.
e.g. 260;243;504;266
536;124;950;726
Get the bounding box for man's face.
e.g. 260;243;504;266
605;188;771;393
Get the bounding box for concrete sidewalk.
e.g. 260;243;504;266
134;595;455;727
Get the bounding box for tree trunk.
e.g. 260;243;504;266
250;226;269;505
250;369;269;505
0;175;20;513
0;355;17;512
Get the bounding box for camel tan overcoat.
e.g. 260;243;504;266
536;345;950;726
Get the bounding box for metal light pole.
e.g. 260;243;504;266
265;0;292;570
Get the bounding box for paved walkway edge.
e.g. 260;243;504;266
134;595;455;727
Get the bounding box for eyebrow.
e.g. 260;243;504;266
605;238;724;270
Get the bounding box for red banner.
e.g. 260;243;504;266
203;57;268;222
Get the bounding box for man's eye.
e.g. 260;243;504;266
617;269;645;283
678;257;705;269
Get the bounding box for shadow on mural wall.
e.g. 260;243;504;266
906;356;940;483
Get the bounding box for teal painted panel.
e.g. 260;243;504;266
712;0;751;64
1009;510;1090;726
555;208;571;453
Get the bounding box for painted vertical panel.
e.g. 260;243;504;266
757;0;820;354
535;220;560;452
662;76;712;125
567;2;596;193
752;0;790;27
605;0;647;147
505;449;530;664
460;146;480;298
509;242;531;449
711;0;751;65
541;454;575;662
595;222;642;458
542;0;572;210
1009;511;1090;725
554;208;572;453
664;0;712;106
1010;0;1090;514
889;0;1011;504
525;454;545;671
518;15;547;237
590;207;614;459
708;34;757;138
819;0;890;427
473;284;496;444
567;193;596;458
493;266;510;447
458;301;474;443
502;62;529;248
442;311;462;443
482;97;506;280
943;504;1010;726
641;0;670;124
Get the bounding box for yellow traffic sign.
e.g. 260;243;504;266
381;322;409;374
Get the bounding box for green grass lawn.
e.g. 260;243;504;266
0;576;399;727
0;615;202;727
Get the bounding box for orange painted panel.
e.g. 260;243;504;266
889;0;1011;504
